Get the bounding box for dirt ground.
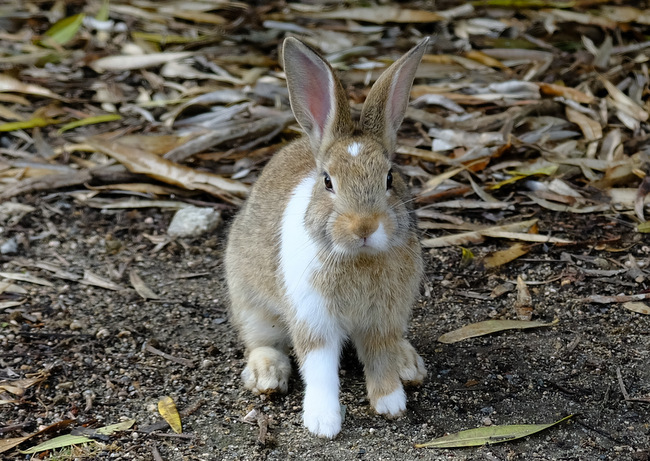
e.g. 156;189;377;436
1;197;649;460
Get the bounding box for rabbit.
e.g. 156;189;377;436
224;36;429;439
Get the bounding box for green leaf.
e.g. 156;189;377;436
20;419;135;454
415;415;574;448
20;435;94;454
94;419;136;435
44;13;85;45
96;0;110;22
57;114;122;134
438;319;559;344
0;117;63;132
637;221;650;233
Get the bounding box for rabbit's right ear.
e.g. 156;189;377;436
283;37;353;156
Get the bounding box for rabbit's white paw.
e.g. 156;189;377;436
398;342;427;385
303;392;342;439
242;347;291;394
374;386;407;418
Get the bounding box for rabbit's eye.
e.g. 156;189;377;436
324;173;334;192
386;169;393;190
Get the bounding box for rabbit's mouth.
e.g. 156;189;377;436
330;214;393;255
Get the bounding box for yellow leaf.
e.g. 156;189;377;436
158;396;183;433
460;247;474;267
415;415;574;448
637;222;650;233
483;243;530;268
438;319;559;344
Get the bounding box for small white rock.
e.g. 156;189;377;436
167;206;222;238
0;238;18;254
96;328;110;339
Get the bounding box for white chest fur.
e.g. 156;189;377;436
279;175;339;341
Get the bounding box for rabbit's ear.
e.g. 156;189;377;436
361;37;429;153
283;37;353;155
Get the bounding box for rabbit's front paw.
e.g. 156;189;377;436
242;347;291;394
374;386;406;418
303;393;342;439
398;341;427;385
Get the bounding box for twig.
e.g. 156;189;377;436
151;444;164;461
144;343;194;367
0;421;33;434
616;367;631;401
616;367;650;403
150;432;195;440
574;418;624;444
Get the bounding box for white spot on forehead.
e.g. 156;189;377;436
347;142;362;157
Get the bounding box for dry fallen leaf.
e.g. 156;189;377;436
90;51;194;72
482;243;530;269
20;419;135;454
0;272;54;287
81;270;123;291
622;302;650;315
438;319;559;344
306;6;444;24
129;270;161;300
415;415;574;448
87;137;249;204
514;275;533;321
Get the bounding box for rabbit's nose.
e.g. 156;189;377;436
351;216;379;239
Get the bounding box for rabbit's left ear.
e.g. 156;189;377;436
361;37;429;153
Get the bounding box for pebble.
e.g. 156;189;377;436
0;238;18;254
167;206;222;238
96;328;110;339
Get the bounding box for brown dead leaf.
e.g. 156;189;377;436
622;302;650;315
514;275;533;321
0;272;54;287
565;107;602;141
307;6;443;24
86;137;249;204
579;293;650;304
538;82;595;104
81;270;123;291
0;75;67;101
129;270;161;300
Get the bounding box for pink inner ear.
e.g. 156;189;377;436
294;53;332;135
387;66;412;131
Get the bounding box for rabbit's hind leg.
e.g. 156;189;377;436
234;302;292;395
